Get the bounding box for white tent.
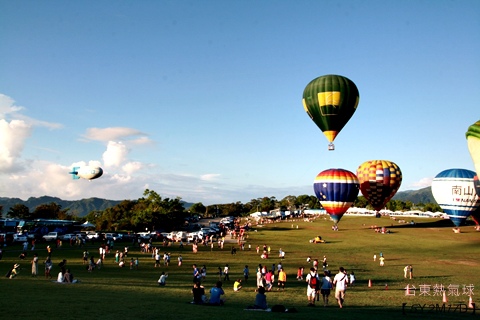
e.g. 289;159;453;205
81;221;95;228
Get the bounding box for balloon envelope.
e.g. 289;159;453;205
70;166;103;180
302;74;359;149
357;160;402;211
466;120;480;177
431;168;480;227
314;168;359;224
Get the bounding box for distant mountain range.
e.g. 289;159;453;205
392;186;434;204
0;196;124;218
0;187;434;218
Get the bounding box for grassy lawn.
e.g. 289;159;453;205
0;215;478;319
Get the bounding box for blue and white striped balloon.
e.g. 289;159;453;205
431;168;480;227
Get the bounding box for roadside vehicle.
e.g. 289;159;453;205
59;233;76;241
187;231;203;242
175;231;188;242
85;231;100;240
43;232;59;241
105;233;118;241
13;233;28;242
137;232;151;240
200;228;215;236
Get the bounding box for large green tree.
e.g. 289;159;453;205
7;204;31;219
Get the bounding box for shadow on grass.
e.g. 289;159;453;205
388;219;456;229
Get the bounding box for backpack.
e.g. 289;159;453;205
309;275;318;289
271;304;286;312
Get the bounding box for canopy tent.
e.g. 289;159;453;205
81;221;95;228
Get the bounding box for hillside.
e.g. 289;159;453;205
0;196;194;218
0;196;123;218
392;186;434;204
0;188;434;218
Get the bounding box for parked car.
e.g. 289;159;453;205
86;232;100;240
43;232;59;241
200;228;215;236
117;232;135;241
137;232;151;240
187;231;203;242
175;231;188;242
13;233;28;242
59;234;76;241
104;233;118;241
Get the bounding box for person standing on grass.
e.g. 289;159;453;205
178;255;182;267
277;267;286;291
44;257;53;279
306;267;318;306
256;269;264;288
320;270;333;307
264;270;273;291
193;264;201;283
349;271;355;287
201;265;207;281
409;265;413;279
31;253;39;277
333;267;349;308
223;264;230;281
243;265;249;282
379;255;385;266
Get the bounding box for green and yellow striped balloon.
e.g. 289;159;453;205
302;74;359;150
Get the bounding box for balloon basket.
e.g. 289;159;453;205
328;143;335;151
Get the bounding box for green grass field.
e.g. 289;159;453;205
0;216;478;319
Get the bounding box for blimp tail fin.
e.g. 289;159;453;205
69;167;80;180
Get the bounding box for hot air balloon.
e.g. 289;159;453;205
431;168;480;227
313;168;359;225
302;74;359;150
466;120;480;177
357;160;402;214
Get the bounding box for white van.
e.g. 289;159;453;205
176;231;188;242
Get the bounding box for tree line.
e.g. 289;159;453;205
2;189;442;232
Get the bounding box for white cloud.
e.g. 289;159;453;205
200;173;221;181
102;141;129;168
0;119;32;172
84;127;148;142
122;161;143;175
0;94;62;129
412;177;433;188
0;94;24;116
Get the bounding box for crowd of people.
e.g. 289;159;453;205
3;217;406;312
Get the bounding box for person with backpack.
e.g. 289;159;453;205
305;267;318;306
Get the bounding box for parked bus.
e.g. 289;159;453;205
17;219;82;240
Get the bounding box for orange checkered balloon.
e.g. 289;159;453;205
356;160;402;211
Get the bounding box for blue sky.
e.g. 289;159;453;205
1;0;479;205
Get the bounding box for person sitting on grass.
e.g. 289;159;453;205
233;279;242;291
191;281;206;304
57;271;64;283
253;286;268;309
208;281;225;305
158;271;168;286
63;268;78;283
